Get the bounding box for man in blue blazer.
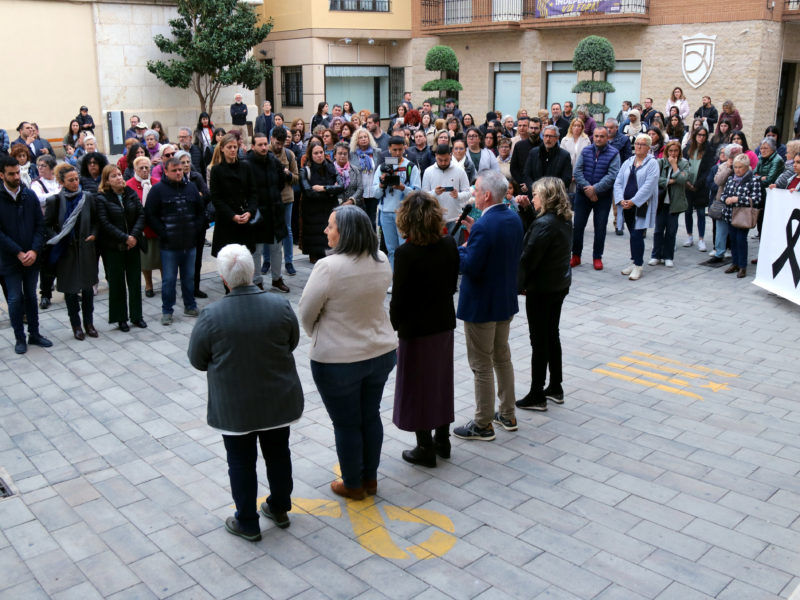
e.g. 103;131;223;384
453;170;523;441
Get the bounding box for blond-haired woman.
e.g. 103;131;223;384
515;177;573;411
560;118;590;194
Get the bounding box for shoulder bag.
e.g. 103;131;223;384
730;190;760;229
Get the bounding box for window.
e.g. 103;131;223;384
325;65;390;118
329;0;390;11
390;68;405;114
444;0;471;24
605;60;641;120
281;66;303;107
545;61;577;115
494;63;520;119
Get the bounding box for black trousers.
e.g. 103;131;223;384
526;289;568;393
222;427;293;535
65;288;94;328
194;230;207;292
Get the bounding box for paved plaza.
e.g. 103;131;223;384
1;222;799;600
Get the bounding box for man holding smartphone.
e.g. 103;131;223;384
421;145;471;238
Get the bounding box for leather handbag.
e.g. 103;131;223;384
731;195;759;229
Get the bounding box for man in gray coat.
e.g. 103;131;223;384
188;243;304;542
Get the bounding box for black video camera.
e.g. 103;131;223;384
380;157;402;187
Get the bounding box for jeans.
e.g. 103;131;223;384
464;319;515;428
283;203;294;264
222;428;293;535
526;291;568;395
65;288;94;328
623;207;645;266
729;225;749;268
258;243;283;282
684;206;706;238
311;350;397;489
160;248;196;314
713;219;729;257
5;267;40;341
379;210;404;270
651;205;680;260
572;195;612;259
103;249;142;323
364;197;379;232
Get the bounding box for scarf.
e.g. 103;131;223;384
355;147;374;173
134;172;152;205
335;161;351;189
731;174;745;185
47;188;85;263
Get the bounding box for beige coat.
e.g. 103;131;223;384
298;251;397;363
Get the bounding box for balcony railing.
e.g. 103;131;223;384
420;0;648;32
331;0;391;11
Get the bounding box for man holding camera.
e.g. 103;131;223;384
371;136;420;273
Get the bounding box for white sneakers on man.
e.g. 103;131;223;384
665;259;674;268
621;262;635;275
648;258;661;266
628;265;643;280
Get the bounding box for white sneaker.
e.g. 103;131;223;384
697;239;707;252
629;265;643;280
621;262;635;275
665;259;674;268
682;236;694;247
647;258;661;266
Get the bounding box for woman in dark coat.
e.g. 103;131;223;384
210;133;258;261
44;164;99;340
79;152;108;193
300;140;342;262
96;165;146;331
515;177;573;411
683;127;715;251
390;191;459;467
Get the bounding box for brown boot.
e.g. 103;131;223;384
330;480;366;500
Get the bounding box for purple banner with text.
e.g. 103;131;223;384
535;0;623;18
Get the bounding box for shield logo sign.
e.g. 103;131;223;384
682;34;716;89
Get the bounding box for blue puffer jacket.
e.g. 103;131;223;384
144;178;204;251
0;185;44;274
574;144;621;202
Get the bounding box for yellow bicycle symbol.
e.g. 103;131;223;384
255;466;457;559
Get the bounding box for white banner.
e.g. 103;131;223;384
754;189;800;306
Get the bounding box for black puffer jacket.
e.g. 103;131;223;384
518;212;572;294
95;186;145;252
144;178;204;251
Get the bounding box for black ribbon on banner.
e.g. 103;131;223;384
772;208;800;287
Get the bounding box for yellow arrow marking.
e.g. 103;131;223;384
697;381;730;392
344;496;409;559
593;368;704;400
607;362;691;386
631;351;739;378
292;498;342;518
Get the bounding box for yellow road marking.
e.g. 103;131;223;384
593;368;704;399
607;362;691;386
631;351;739;378
697;381;730;392
618;356;708;379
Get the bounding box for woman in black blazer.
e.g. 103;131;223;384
516;177;572;412
209;133;258;263
390;191;460;467
95;165;146;331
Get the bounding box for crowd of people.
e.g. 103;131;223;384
1;88;787;540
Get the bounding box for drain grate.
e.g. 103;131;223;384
0;477;13;498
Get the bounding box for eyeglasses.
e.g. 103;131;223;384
162;153;175;158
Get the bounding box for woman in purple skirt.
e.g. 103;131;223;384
390;191;460;467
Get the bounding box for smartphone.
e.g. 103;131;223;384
442;186;454;192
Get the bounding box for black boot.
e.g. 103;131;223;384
434;425;451;459
402;431;436;467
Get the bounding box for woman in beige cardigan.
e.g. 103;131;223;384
298;205;397;500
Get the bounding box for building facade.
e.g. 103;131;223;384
409;0;800;143
254;0;413;124
2;0;255;152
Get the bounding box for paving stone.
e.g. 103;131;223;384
182;553;252;599
716;580;784;600
682;518;767;559
25;548;87;595
666;492;745;528
573;521;655;563
698;547;793;594
0;496;35;528
408;554;490;600
52;522;108;562
349;556;429;600
129;552;196;599
100;523;160;564
628;520;710;561
53;477;101;507
518;523;599;565
641;549;731;597
654;582;715;600
0;546;34;591
583;551;672;599
77;549;140;596
238;554;311;600
197;527;267;568
5;519;60;559
526;551;611;598
148;524;209;566
51;580;104;600
617;496;693;531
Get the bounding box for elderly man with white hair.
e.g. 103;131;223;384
188;243;304;542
